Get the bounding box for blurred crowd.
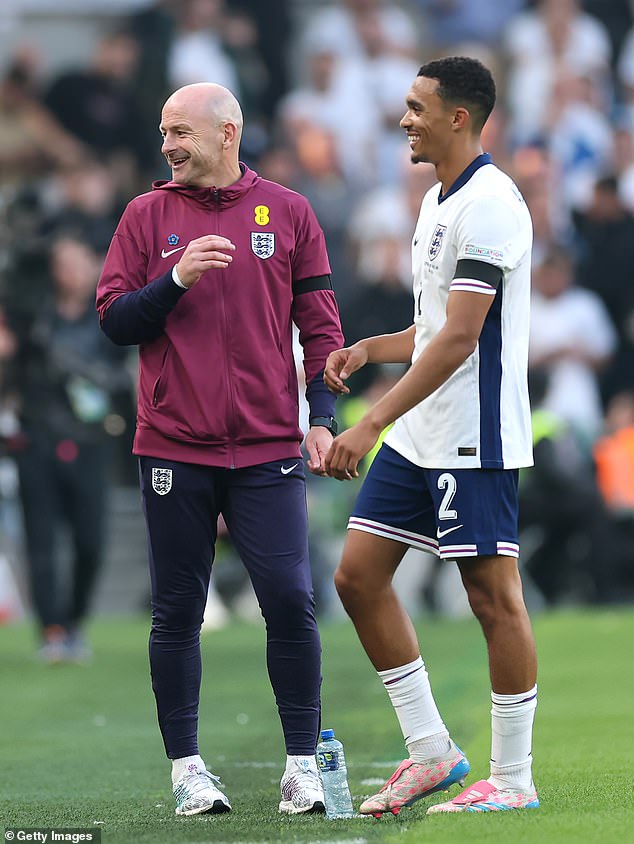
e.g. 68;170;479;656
2;0;634;645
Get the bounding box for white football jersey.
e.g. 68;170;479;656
385;154;534;469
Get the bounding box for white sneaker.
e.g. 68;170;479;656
173;767;232;816
279;757;325;814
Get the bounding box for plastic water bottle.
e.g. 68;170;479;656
316;728;354;818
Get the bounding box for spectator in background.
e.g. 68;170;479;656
38;159;124;257
511;144;573;262
8;235;131;663
546;72;613;212
573;175;634;399
617;19;634;108
415;0;524;52
529;243;616;447
0;307;17;436
291;125;359;296
594;391;634;515
128;1;178;180
1;157;124;329
278;39;378;187
339;234;413;394
520;369;619;605
44;30;146;182
354;11;419;184
235;0;291;122
612;126;634;211
167;0;268;161
301;0;418;63
347;156;437;296
167;0;238;93
584;0;633;72
504;0;612;145
0;51;83;189
129;0;279;174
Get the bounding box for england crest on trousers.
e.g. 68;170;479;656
251;231;275;259
152;467;172;495
428;224;447;260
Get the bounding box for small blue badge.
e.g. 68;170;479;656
167;233;180;246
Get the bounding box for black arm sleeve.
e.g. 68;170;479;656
100;270;187;346
453;259;503;288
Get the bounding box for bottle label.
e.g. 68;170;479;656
317;749;340;772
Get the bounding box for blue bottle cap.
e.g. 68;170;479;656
320;728;335;739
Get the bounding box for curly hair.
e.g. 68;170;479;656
417;57;496;131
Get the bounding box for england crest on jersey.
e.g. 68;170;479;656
251;232;275;259
152;467;172;495
428;224;447;260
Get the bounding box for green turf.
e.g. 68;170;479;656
1;609;632;843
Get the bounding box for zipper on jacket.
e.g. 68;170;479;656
214;198;238;468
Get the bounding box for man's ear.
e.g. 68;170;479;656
452;106;470;130
223;122;238;148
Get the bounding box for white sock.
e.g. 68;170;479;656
489;685;537;791
285;754;318;774
171;754;206;784
378;656;450;761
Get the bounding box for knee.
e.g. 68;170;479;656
261;583;316;630
334;564;368;611
466;587;496;630
465;580;526;632
152;595;205;636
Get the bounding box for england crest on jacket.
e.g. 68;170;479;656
251;232;275;259
152;467;172;495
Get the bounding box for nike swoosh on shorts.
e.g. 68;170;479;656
436;524;464;539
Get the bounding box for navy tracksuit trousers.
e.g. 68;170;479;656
139;456;321;759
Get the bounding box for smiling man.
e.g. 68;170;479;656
97;83;344;817
323;57;539;816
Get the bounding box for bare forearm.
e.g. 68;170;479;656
357;325;416;365
365;327;476;430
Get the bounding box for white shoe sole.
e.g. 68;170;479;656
176;798;231;816
279;799;325;814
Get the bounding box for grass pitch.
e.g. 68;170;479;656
1;609;632;843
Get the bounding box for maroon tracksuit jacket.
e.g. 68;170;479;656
96;164;344;468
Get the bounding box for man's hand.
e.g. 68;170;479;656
175;235;235;288
324;418;382;481
324;343;369;395
305;426;334;476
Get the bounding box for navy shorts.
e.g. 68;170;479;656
349;443;520;560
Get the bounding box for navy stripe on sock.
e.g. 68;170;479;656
383;666;423;686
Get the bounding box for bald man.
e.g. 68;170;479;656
97;84;344;816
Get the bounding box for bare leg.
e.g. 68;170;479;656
457;555;537;694
337;532;470;816
334;529;417;670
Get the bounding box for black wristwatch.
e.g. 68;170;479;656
309;415;338;436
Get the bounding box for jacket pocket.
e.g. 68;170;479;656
152;343;172;407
